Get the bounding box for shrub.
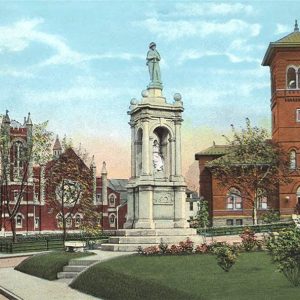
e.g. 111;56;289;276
159;241;168;254
261;209;280;224
240;228;257;251
178;238;194;254
195;243;209;254
212;243;238;272
266;228;300;286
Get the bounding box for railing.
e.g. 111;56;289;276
197;222;294;237
0;234;108;253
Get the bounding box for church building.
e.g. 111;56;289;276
195;22;300;227
0;112;127;236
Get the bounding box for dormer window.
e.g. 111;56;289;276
287;66;300;89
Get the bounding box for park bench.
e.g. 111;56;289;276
292;214;300;229
64;241;86;252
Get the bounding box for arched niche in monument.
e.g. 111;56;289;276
152;126;172;178
135;128;143;177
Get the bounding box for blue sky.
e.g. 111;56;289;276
0;1;298;181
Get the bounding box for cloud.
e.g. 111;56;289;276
23;76;135;104
174;3;254;17
0;18;144;67
0;68;34;78
275;23;290;35
138;18;261;41
177;49;260;65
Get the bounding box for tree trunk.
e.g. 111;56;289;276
253;202;258;225
11;218;16;243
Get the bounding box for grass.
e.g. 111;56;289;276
71;252;300;300
15;251;93;280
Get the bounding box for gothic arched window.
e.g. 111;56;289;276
109;214;116;227
290;150;297;170
109;194;116;207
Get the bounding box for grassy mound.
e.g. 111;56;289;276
71;252;300;300
15;251;93;280
70;265;199;300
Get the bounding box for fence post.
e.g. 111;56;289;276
10;243;13;253
46;239;49;251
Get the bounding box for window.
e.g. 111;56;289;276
109;194;116;207
297;187;300;206
109;214;116;227
226;219;234;226
287;67;296;89
226;188;242;210
16;214;23;228
257;188;268;210
57;214;63;228
189;202;193;211
75;214;81;227
96;193;102;203
66;216;72;228
236;219;243;226
35;218;39;229
290;150;297;169
297;109;300;122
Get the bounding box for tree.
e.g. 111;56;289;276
206;119;290;225
266;228;300;286
46;148;94;242
0;117;53;241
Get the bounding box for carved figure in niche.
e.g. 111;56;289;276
153;139;164;171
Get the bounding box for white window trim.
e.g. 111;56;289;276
15;213;24;228
108;193;116;207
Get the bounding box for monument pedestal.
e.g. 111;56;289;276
101;228;203;252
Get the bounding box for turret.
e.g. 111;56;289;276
101;161;108;205
53;135;62;159
90;155;97;204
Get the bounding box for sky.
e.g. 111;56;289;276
0;0;298;185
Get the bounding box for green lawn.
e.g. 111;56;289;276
15;251;93;280
71;252;300;300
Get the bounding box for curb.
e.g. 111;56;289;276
0;286;23;300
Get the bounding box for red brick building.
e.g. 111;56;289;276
0;113;127;236
196;23;300;226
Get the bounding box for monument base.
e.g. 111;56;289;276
101;228;204;252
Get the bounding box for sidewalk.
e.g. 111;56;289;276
0;249;134;300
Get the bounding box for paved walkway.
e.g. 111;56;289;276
0;249;134;300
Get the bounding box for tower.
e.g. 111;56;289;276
262;20;300;216
53;135;62;159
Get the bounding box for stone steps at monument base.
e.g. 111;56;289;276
108;235;203;245
101;235;203;252
115;228;197;236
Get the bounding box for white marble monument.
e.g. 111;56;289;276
101;43;202;251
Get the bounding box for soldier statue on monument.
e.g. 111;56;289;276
146;42;162;88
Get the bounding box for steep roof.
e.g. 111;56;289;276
109;179;128;204
262;21;300;66
195;144;229;159
53;136;62;151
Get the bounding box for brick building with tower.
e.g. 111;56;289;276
196;22;300;226
0;112;127;236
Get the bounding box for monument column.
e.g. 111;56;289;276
142;119;150;176
130;124;135;178
175;120;182;177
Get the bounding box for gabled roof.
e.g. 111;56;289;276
262;21;300;66
195;144;229;159
109;179;128;203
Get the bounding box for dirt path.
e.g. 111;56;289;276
0;256;29;268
